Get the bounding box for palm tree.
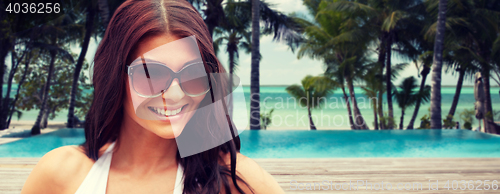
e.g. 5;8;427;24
297;0;373;129
260;108;274;129
2;41;32;129
189;0;305;129
327;0;427;129
248;0;305;129
443;48;477;124
67;1;97;128
445;0;499;133
31;14;78;135
0;1;12;127
0;1;67;129
326;66;356;129
66;0;126;128
424;0;500;133
213;1;252;117
362;65;386;130
376;62;410;129
250;0;261;129
429;0;448;129
407;52;432;129
286;75;337;130
465;1;500;134
394;76;430;129
6;43;35;128
329;56;371;130
361;80;380;130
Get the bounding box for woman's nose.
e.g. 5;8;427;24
162;78;185;102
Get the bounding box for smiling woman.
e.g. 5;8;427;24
20;0;283;194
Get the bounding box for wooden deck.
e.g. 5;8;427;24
1;158;499;193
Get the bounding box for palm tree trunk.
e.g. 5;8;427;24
400;109;405;129
67;5;95;128
249;0;261;129
307;106;316;130
385;33;394;129
482;69;494;133
377;39;386;130
407;65;430;129
7;48;32;128
0;45;12;130
0;1;11;130
341;86;356;129
346;75;369;129
31;51;56;135
447;67;465;120
377;88;385;129
430;0;448;129
1;51;20;128
373;99;379;130
41;108;49;129
228;47;235;118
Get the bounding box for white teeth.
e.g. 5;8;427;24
149;106;183;116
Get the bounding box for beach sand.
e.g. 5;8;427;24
0;121;66;145
6;120;65;133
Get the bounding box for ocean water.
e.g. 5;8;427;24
243;86;500;129
4;85;500;129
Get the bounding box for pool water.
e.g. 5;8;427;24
1;129;499;158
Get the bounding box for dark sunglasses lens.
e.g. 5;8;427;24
180;63;210;95
131;63;172;96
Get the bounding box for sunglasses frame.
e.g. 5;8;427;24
127;59;211;98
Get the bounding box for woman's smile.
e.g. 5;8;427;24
147;104;189;122
147;104;187;116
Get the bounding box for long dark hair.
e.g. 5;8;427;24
82;0;252;193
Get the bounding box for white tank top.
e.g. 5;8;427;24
74;142;184;194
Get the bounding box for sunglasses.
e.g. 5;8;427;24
127;56;211;98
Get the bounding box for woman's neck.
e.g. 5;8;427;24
112;117;179;176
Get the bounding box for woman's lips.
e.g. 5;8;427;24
148;104;188;122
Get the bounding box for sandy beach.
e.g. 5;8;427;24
0;121;66;145
6;120;66;131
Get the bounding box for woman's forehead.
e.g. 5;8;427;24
131;35;201;70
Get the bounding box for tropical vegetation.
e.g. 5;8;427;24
286;75;337;130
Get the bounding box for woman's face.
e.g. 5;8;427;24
123;34;206;139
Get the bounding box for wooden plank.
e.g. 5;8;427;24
0;158;499;193
252;158;500;193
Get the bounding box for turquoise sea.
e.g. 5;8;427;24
2;128;500;157
247;86;500;129
4;85;500;129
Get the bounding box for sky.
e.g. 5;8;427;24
74;0;497;87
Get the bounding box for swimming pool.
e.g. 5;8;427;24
0;129;499;158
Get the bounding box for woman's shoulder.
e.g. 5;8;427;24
21;143;112;194
219;151;285;194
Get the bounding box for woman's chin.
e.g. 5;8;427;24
150;123;184;139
